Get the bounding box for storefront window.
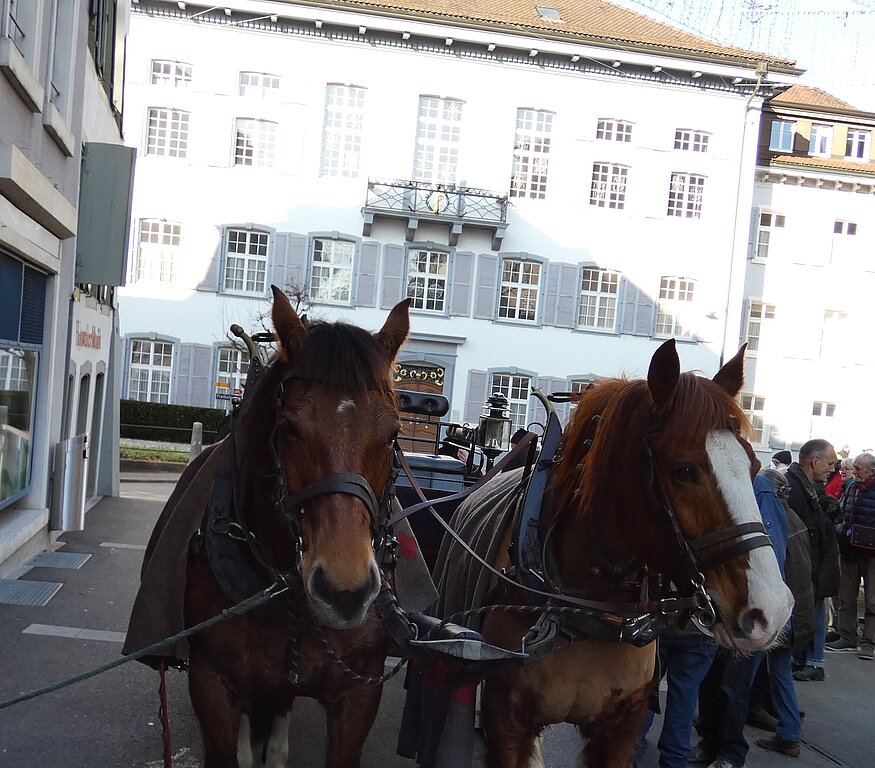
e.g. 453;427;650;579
0;348;38;509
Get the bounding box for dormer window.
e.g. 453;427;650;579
809;124;832;157
846;129;871;162
536;6;564;22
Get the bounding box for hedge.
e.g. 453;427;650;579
120;399;227;444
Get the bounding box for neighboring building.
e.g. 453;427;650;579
0;2;133;571
743;84;875;455
120;0;800;439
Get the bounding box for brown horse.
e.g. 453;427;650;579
184;287;409;767
434;340;793;768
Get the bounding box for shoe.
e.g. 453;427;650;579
756;736;800;757
746;707;778;731
825;629;840;643
859;644;874;660
707;759;741;768
791;659;806;672
825;638;858;652
688;744;716;765
792;665;824;681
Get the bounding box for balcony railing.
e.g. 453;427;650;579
362;178;509;250
7;10;25;55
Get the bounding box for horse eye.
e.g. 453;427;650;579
280;420;300;442
671;464;699;484
388;429;400;446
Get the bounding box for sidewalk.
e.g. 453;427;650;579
0;475;869;767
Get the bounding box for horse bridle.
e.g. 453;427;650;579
265;368;399;575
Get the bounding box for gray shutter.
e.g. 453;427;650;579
739;297;750;349
464;369;489;423
197;227;223;292
747;207;761;259
542;262;560;326
450;251;474;316
621;279;655;337
473;254;499;319
532;376;569;429
356;241;380;308
381;244;405;309
286;234;309;293
272;232;290;289
176;343;213;406
554;264;579;329
121;337;132;399
548;376;570;425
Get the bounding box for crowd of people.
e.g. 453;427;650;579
631;440;875;768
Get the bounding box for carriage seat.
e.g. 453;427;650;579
396;389;450;417
403;454;467;475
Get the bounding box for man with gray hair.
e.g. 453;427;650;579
828;452;875;660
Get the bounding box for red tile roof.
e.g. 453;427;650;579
288;0;798;68
770;155;875;176
772;85;858;112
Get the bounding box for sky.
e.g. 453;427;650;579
613;0;875;111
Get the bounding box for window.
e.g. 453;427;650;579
146;108;190;157
821;309;848;356
48;0;77;119
590;163;628;209
674;129;710;153
490;373;531;432
755;212;785;260
151;60;192;87
0;348;37;508
406;250;448;312
536;6;563;21
509;108;553;199
128;340;173;403
578;268;619;331
667;173;705;219
596;119;633;142
655;277;695;337
234;118;277;167
238;71;280;97
320;84;366;178
812;401;836;417
567;378;592;417
310;239;354;305
739;394;766;444
135;220;180;283
498;258;541;322
809;124;832;157
769;120;795;152
6;0;27;55
746;301;775;352
834;220;857;236
223;229;268;293
413;96;463;184
846;129;871;161
215;347;249;410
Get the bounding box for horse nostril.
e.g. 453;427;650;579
309;564;378;621
739;608;767;637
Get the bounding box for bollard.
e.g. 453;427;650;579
189;421;203;462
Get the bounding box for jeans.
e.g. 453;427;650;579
696;649;760;766
763;645;802;743
633;635;716;768
804;599;827;668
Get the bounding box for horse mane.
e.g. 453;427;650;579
554;371;752;526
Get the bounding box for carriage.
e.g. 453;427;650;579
123;289;791;768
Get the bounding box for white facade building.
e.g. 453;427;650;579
120;0;800;442
0;1;133;571
743;85;875;457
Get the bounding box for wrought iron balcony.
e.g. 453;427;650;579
362;178;509;250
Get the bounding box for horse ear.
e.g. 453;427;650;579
713;343;746;397
271;284;307;358
647;338;680;412
375;298;411;359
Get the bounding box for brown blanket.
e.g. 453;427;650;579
123;442;437;664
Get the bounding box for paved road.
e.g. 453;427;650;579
0;476;869;767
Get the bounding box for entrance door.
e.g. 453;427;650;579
393;363;444;454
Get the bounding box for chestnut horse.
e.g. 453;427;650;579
184;287;409;767
434;340;793;768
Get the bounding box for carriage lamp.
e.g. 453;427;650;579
477;392;512;472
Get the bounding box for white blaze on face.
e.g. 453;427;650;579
336;398;356;415
704;430;794;648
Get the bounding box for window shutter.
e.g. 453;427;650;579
548;376;571;425
450;251;474;316
175;343;194;405
121;337;132;399
473;254;499;319
272;232;290;289
621;280;655;337
542;262;560;326
356;241;380;308
197;227;222;292
381;244;405;309
554;264;578;329
189;345;214;408
739;298;750;349
747;207;761;260
286;234;309;294
464;369;489;423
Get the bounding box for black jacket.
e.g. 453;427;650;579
785;463;840;599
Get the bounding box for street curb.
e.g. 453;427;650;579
120;459;186;474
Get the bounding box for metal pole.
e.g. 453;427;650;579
189;421;203;462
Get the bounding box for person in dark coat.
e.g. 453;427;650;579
785;439;840;681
